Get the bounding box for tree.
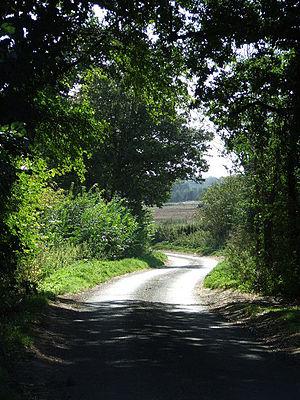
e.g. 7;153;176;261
75;71;211;213
200;175;245;250
0;0;189;304
170;0;300;295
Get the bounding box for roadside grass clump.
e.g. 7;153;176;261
203;260;253;292
39;251;166;296
204;261;300;337
252;306;300;332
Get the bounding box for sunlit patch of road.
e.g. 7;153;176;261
87;252;218;309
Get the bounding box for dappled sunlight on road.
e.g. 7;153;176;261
19;253;300;400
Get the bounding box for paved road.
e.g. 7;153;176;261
31;252;299;399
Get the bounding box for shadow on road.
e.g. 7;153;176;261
18;298;300;400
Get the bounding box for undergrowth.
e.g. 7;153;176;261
153;221;220;255
204;260;300;336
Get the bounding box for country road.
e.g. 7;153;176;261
23;252;299;400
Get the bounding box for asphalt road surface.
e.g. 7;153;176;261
31;252;299;400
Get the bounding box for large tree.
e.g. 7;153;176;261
76;71;210;212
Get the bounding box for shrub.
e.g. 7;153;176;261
41;188;152;260
78;197;140;259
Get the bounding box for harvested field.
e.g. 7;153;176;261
152;202;199;222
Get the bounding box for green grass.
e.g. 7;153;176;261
153;220;221;256
204;260;300;337
254;306;300;331
39;251;166;296
203;260;252;292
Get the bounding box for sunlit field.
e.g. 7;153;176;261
152;202;199;223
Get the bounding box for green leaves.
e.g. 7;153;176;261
77;70;211;211
41;188;151;260
1;22;15;35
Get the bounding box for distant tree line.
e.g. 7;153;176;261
168;177;219;203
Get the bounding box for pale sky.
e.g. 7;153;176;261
189;109;233;178
203;136;233;178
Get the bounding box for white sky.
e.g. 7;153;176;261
203;136;232;178
189;109;232;178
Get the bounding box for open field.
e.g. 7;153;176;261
152;202;199;222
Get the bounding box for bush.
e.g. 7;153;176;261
153;219;218;254
41;187;152;260
79;197;140;259
200;175;245;250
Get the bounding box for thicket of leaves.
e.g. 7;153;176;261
1;0;299;310
41;188;152;260
154;176;244;255
1;163;154;313
177;1;300;297
0;0;202;311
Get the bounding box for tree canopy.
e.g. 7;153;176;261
77;71;211;211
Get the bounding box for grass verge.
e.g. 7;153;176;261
241;304;300;333
39;251;166;296
203;259;251;291
202;260;300;352
1;251;166;398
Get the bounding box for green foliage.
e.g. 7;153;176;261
79;198;139;259
153;176;244;255
71;70;211;212
34;89;105;177
204;260;252;292
33;243;83;280
0;159;54;312
178;1;300;297
200;176;245;251
6;158;52;258
0;0;191;317
42;188;151;260
153;220;215;255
